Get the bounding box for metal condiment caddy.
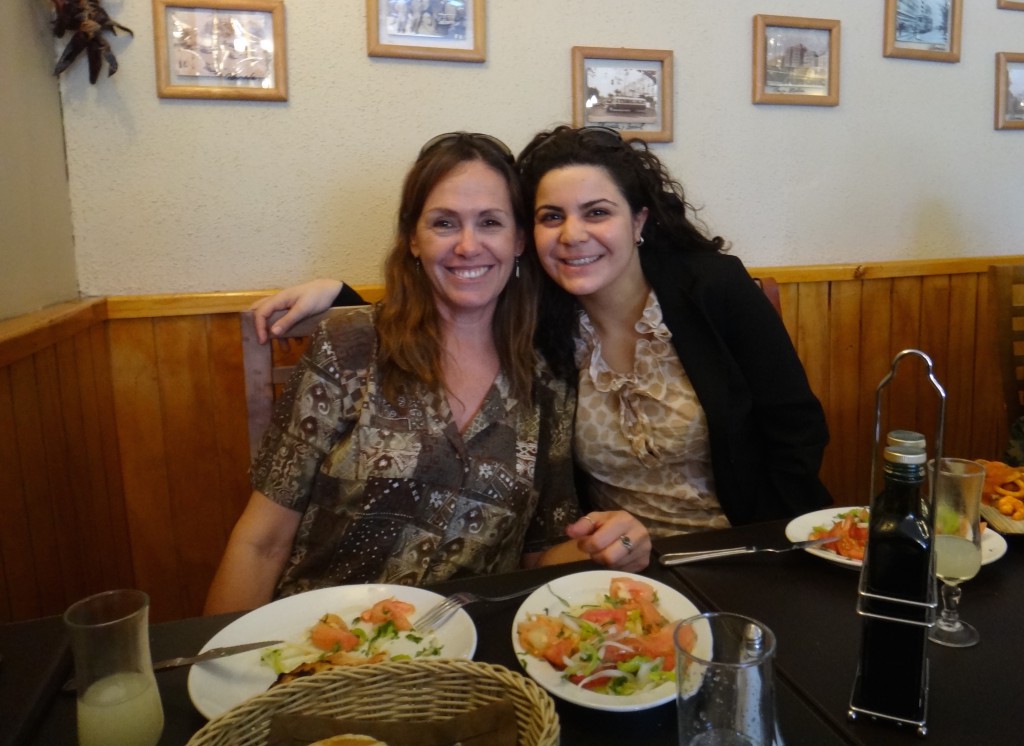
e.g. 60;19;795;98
848;349;945;736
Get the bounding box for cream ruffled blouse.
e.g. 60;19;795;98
572;292;729;537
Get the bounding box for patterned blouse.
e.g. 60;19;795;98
573;292;729;538
252;307;579;598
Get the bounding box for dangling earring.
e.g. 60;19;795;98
636;236;645;248
414;258;422;272
514;256;520;279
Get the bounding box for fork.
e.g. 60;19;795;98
415;584;546;633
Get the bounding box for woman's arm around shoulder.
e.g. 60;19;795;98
251;278;367;343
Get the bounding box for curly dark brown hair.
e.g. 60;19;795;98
516;125;725;382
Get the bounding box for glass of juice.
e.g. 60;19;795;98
64;589;164;746
928;458;986;648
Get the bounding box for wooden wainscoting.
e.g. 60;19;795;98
105;314;252;622
0;299;133;621
103;287;385;622
766;260;1009;508
0;267;1016;623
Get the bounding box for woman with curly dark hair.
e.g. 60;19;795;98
516;126;830;535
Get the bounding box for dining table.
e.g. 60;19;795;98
4;515;1019;745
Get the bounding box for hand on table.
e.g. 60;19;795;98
566;511;651;572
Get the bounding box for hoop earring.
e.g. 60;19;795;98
636;236;645;248
514;256;520;279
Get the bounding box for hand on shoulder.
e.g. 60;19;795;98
251;279;344;343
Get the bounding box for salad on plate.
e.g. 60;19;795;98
262;597;445;686
512;572;703;712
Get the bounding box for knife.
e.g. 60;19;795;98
152;639;283;672
62;640;281;692
659;536;839;566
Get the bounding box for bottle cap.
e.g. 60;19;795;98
884;445;927;464
887;430;926;449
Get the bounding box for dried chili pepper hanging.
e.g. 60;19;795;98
52;0;133;84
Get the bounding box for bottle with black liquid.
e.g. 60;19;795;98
853;444;932;723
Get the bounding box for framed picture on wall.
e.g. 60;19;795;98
752;16;840;106
884;0;962;63
152;0;287;101
998;1;1024;11
571;47;673;143
996;53;1024;130
366;0;484;62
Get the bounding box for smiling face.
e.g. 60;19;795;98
532;165;648;302
411;159;524;324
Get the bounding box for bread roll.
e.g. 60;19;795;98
308;735;387;746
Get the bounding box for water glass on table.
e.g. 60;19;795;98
928;457;986;648
64;589;164;746
675;612;777;746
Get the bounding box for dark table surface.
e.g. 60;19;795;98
5;519;1019;745
654;520;1023;745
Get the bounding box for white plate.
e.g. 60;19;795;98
188;585;477;719
785;507;1009;570
510;570;704;712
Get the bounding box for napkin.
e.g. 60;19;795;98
266;699;519;746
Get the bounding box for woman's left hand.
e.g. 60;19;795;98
566;511;651;572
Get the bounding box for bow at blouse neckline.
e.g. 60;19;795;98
577;295;674;467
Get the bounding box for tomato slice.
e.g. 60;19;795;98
579;608;627;629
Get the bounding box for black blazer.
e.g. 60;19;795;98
640;247;832;524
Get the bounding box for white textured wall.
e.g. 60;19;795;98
1;0;77;319
58;1;1024;296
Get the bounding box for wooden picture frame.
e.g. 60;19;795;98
152;0;287;101
884;0;962;63
366;0;484;62
996;53;1024;130
752;16;840;107
998;1;1024;11
571;47;673;143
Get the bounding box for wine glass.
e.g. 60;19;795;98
928;458;986;648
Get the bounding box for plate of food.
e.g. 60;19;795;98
188;584;477;719
785;507;1008;570
511;570;705;712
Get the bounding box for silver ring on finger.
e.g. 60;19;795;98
619;534;634;553
581;515;597;528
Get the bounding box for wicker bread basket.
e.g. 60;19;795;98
187;659;559;746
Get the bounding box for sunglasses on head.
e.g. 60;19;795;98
518;126;625;169
418;132;514;163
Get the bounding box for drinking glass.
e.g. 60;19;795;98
928;458;985;648
675;612;777;746
64;589;164;746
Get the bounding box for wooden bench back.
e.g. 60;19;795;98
990;264;1024;430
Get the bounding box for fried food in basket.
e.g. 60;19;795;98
977;460;1024;521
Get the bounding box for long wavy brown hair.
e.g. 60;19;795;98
376;134;539;404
